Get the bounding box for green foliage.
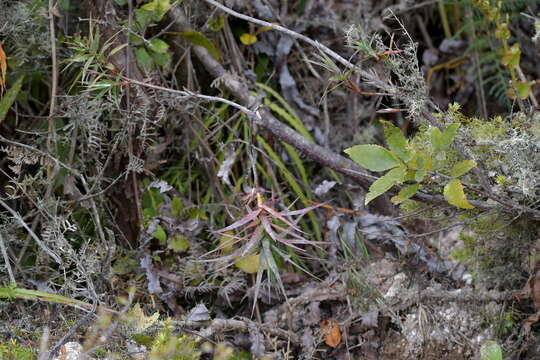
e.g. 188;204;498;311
464;0;533;105
344;119;476;208
0;75;24;123
122;303;160;335
344;145;401;172
64;22;124;96
365;167;406;205
458;111;539;200
135;0;171;29
444;179;474;209
480;341;503;360
450;233;483;263
127;0;174;71
0;340;36;360
0;284;95;310
179;31;221;61
149;320;201;360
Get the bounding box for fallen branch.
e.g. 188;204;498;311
172;317;300;344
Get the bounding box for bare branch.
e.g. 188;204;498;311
0;198;62;264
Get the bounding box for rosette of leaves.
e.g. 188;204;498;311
344;121;477;209
202;189;325;312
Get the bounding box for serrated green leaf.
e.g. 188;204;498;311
135;9;154;28
0;75;24;123
380;120;412;161
150;50;171;68
480;341;503;360
443;179;474;209
135;47;153;70
148;38;169;53
391;183;420;204
380;119;401;138
450;160;477;177
387;133;411;162
179;31;221;61
365;167;406;205
136;0;170;26
429;127;443;150
441;123;460;148
151;224;167;243
344;144;401;172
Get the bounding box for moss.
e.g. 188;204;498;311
0;340;36;360
148;320;201;360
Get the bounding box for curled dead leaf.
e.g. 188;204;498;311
0;41;6;93
321;319;341;348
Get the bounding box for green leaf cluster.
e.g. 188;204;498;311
0;340;35;360
130;0;173;71
148;320;201;360
344;120;476;209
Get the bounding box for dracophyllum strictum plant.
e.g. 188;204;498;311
202;188;326;311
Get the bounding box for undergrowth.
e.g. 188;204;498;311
0;0;539;358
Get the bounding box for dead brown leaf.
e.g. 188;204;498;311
321;319;341;348
0;41;6;93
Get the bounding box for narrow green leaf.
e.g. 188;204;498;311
344;144;401;172
109;43;128;57
266;101;313;141
450;160;477;178
0;286;93;309
179;31;221;61
443;179;474;209
257;82;315;142
258;136;322;242
283;143;309;187
365;167;406;205
391;183;420;204
0;75;24;123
